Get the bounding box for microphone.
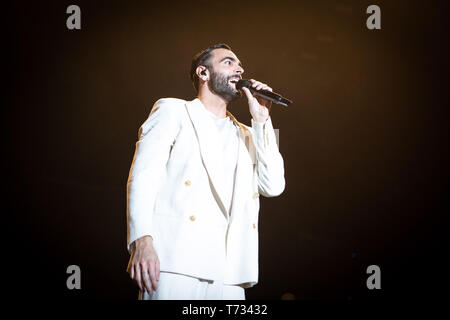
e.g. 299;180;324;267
236;79;293;107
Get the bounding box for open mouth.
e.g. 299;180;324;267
229;78;241;86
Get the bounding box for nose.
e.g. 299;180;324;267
236;65;244;75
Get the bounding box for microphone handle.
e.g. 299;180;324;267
247;88;292;107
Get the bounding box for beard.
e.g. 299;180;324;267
207;69;242;103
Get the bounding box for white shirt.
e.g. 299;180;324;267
201;107;240;214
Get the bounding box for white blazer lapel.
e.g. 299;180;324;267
226;112;255;224
184;99;229;218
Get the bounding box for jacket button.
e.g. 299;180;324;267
185;180;191;186
189;215;196;221
253;192;259;199
253;223;256;229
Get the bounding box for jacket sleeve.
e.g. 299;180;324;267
251;117;286;197
126;98;182;253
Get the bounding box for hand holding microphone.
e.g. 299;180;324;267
237;79;292;122
237;79;293;107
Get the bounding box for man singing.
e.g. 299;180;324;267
126;44;285;300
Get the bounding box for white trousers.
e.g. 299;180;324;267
139;271;246;300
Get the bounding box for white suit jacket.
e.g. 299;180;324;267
127;98;285;288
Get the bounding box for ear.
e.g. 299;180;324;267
196;66;209;81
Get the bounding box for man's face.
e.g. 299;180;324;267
207;49;245;102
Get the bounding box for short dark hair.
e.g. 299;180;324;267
190;43;232;92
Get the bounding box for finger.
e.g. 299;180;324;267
259;85;272;92
156;259;160;282
250;79;257;88
130;264;134;279
135;264;143;291
258;82;270;90
251;81;267;91
242;87;254;101
149;262;158;291
142;267;153;294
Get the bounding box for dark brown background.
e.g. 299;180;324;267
5;0;449;301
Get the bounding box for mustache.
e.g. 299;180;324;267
227;74;242;81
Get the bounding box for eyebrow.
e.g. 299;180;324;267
219;56;244;68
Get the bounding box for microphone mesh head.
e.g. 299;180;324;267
236;79;252;91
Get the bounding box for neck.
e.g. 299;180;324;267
197;89;228;119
